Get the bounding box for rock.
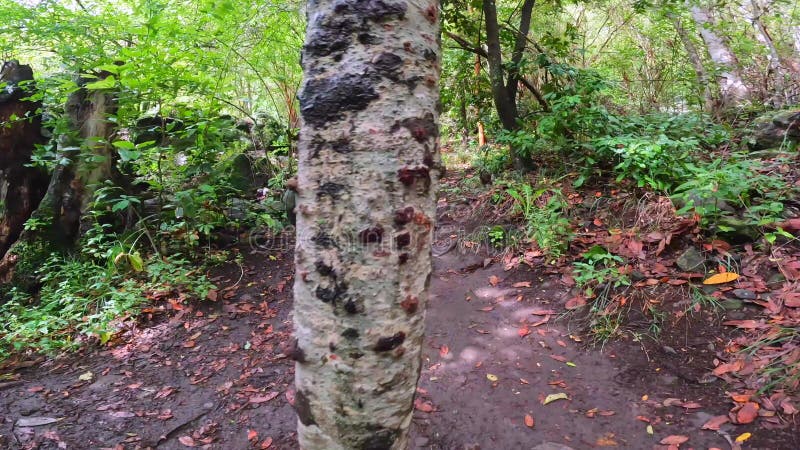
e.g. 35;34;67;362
676;247;705;272
227;153;255;193
226;197;250;221
732;289;756;300
716;216;760;242
749;109;800;150
722;299;744;310
531;443;575;450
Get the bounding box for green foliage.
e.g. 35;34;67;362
572;245;630;295
0;252;214;358
506;184;571;258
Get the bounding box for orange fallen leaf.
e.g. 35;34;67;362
513;281;532;288
518;327;531;338
249;391;280;404
703;272;739;285
178;436;196;447
524;414;535;428
565;295;586;310
736;402;759;424
701;415;729;430
488;275;500;286
659;435;689;445
248;430;258;441
260;437;273;449
439;345;449;357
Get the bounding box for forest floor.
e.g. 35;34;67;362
1;170;799;450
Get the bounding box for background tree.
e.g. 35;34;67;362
292;0;442;447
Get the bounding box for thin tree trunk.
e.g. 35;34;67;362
670;14;715;111
749;0;795;106
690;5;749;109
293;0;441;448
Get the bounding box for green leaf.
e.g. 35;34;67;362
85;76;117;90
112;140;135;150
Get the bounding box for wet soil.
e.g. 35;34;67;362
1;235;798;448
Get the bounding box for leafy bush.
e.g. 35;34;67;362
506;184;572;258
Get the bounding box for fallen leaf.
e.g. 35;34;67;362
486;374;498;382
595;432;618;447
524;414;535;428
513;281;532;288
247;429;258;441
549;354;567;363
15;417;62;427
439;345;449;357
543;393;569;405
260;437;273;449
703;272;739;285
488;275;500;286
249;391;280;404
178;436;196;447
735;432;752;443
736;402;759;424
518;326;531;338
701;415;729;430
78;371;93;382
27;386;45;393
414;398;435;413
109;411;135;418
659;435;689;445
646;424;654;435
565;295;586;310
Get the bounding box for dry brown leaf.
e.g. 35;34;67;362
701;415;729;430
513;281;532;288
178;436;196;447
659;435;689;445
488;275;500;286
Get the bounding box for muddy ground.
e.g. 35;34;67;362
1;201;799;449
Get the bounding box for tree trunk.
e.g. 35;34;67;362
669;14;716;111
690;5;750;109
0;74;120;285
749;0;795;107
293;0;441;448
0;61;49;259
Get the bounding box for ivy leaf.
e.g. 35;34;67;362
85;75;117;90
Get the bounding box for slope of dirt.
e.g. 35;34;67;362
1;189;799;449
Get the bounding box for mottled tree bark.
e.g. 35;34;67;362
0;61;49;259
293;0;441;448
690;5;750;108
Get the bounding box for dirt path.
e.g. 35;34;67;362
1;243;798;449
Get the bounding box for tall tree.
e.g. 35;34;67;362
292;0;441;448
689;3;750;108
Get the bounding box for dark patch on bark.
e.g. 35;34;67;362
331;138;353;153
400;296;419;314
358;226;383;244
300;73;379;128
372;52;403;79
350;351;364;359
395;232;411;248
393;113;438;143
287;338;306;363
422;48;437;61
315;260;334;277
373;332;405;352
312;231;338;249
397;166;430;187
316;281;347;304
344;299;359;314
394;206;415;225
329;342;336;352
398;253;409;264
294;390;316;426
342;328;359;339
304;16;356;59
358;33;381;45
333;0;407;21
360;427;398;450
317;181;346;199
